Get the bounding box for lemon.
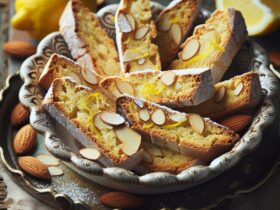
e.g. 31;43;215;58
11;0;96;40
216;0;280;36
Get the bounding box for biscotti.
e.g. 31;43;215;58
42;78;143;169
59;0;121;76
115;0;161;73
154;0;200;69
100;68;214;107
116;95;239;161
38;53;102;90
171;8;247;83
179;72;263;120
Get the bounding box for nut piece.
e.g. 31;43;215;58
182;38;200;61
18;156;51;180
220;115;253;133
149;146;163;157
169;23;182;45
100;112;125;126
117;13;135;33
66;72;82;85
214;86;226;102
189;113;205;134
160;71;176;86
158;15;171;32
48;166;64;176
139;109;150;122
115;126;142;156
81;69;98;85
151;109;166;125
137;58;146;65
11;103;30;127
115;80;135;96
123;50;142;62
13;124;36;154
234;82;244;96
93;113;113;130
135;26;150;40
142;150;153;163
4;41;36;58
36;155;60;166
169;113;187;123
79;148;101;160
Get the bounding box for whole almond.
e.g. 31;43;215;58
220;115;253;133
4;41;36;58
100;191;144;209
18;156;50;180
13;124;36;154
11;103;30;127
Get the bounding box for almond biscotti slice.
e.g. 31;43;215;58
154;0;200;69
59;0;121;76
171;8;247;83
179;72;263;120
116;95;239;161
100;68;214;107
42;78;143;169
38;53;103;90
115;0;161;73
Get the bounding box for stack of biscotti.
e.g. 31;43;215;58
116;95;239;161
100;67;214;107
42;78;143;169
154;0;200;69
59;0;121;76
179;72;263;120
115;0;161;72
171;8;247;83
39;53;102;90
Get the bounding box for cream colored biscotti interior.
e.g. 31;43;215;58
180;72;263;120
117;95;239;160
100;68;214;107
154;0;200;69
116;0;161;72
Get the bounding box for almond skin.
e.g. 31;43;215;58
100;191;144;209
13;124;36;154
4;41;36;58
220;115;253;133
11;103;30;127
18;156;51;180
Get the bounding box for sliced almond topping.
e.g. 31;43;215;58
139;109;150;122
182;38;200;61
123;50;142;62
111;87;122;98
80;69;98;85
115;80;135;96
79;148;101;160
93;113;113;130
189;113;205;134
100;112;125;126
66;72;82;85
137;58;145;65
117;13;135;33
36;155;60;166
149;146;163;157
158;16;171;32
115;127;142;156
134;98;144;108
214;86;226;102
160;71;176;86
135;26;150;40
125;14;136;31
142;150;153;163
151;109;166;125
234;82;244;96
48;166;64;176
169;113;187;123
170;23;182;45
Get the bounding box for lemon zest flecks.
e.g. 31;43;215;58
143;122;154;129
140;83;166;98
161;121;185;129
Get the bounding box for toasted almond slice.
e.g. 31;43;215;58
169;113;187;123
117;13;135;33
182;38;200;61
123;50;142;62
160;71;176;86
142;150;153;163
214;86;226;102
79;148;101;160
93;113;113;130
158;16;171;32
100;112;125;126
135;26;150;40
234;82;244;96
139;109;150;122
189;113;205;134
36;155;60;166
115;80;135;96
81;69;98;85
137;58;146;65
151;109;166;125
66;72;82;84
170;23;182;45
126;14;136;31
111;87;122;97
48;166;64;176
134;98;144;108
149;146;163;157
115;127;142;156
